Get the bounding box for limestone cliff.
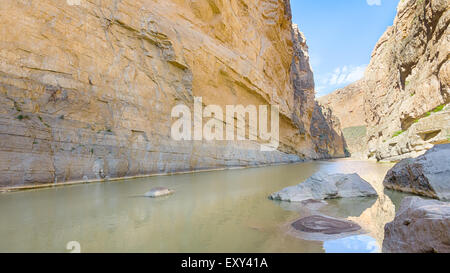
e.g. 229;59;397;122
318;80;367;129
0;0;344;189
321;0;450;161
365;0;450;161
290;24;346;158
318;80;368;158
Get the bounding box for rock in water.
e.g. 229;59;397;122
144;187;175;198
270;172;378;202
383;144;450;201
292;215;361;235
383;197;450;253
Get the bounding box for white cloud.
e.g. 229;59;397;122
366;0;381;6
316;64;367;96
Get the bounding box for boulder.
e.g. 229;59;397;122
383;197;450;253
270;172;378;202
383;144;450;201
144;187;175;198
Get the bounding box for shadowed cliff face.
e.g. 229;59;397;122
0;0;344;188
319;0;449;161
318;80;367;158
290;24;346;159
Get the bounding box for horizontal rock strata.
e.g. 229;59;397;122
319;0;450;160
0;0;344;188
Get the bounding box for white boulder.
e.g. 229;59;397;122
270;172;378;202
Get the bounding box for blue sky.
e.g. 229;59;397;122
291;0;399;96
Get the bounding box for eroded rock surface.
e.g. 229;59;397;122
0;0;344;188
320;0;450;160
318;80;368;158
383;144;450;200
270;173;378;202
383;197;450;253
318;80;367;130
365;0;450;161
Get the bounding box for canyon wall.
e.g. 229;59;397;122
321;0;449;161
0;0;344;189
318;80;368;158
290;24;346;159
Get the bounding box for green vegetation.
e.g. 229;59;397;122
432;104;445;113
342;126;367;139
17;115;29;120
392;130;405;138
14;103;22;112
418;104;448;120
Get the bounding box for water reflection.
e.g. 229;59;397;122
324;235;380;253
0;160;410;253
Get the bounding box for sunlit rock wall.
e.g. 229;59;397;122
320;0;449;161
364;0;450;160
318;80;368;158
0;0;344;188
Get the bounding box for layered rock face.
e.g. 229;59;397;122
321;0;450;160
290;24;346;158
318;80;368;158
318;80;367;129
365;0;450;160
0;0;343;188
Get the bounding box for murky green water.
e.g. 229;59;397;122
0;159;411;253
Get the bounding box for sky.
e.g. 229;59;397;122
290;0;400;97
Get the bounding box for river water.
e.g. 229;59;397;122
0;159;411;253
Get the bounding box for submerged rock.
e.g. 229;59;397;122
383;144;450;201
144;187;175;198
270;172;378;202
383;197;450;253
287;215;364;242
292;215;362;235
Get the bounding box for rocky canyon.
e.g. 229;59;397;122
0;0;345;189
320;0;449;161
